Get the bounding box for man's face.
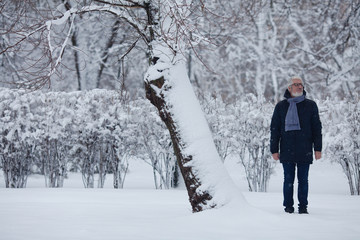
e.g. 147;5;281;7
288;78;303;97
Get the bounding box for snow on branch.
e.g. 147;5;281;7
46;14;76;77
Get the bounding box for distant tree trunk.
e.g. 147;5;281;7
71;30;82;91
81;143;97;188
97;142;108;188
64;0;82;90
96;20;121;88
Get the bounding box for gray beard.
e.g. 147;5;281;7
292;91;303;97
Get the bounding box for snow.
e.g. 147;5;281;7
1;158;359;240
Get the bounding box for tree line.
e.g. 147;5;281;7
1;0;359;101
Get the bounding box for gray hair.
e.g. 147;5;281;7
288;76;303;87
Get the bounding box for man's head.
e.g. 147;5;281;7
288;76;304;97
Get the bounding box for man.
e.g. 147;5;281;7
270;76;322;214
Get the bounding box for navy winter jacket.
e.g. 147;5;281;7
270;90;322;164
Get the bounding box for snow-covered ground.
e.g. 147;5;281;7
1;158;359;240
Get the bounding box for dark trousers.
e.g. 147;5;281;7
282;162;310;208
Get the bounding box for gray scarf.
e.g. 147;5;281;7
285;95;305;131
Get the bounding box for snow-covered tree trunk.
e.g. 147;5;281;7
136;0;243;211
144;50;242;211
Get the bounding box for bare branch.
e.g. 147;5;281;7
118;37;140;60
94;0;145;9
0;25;47;55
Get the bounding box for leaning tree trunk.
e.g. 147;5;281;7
144;54;244;212
145;81;211;211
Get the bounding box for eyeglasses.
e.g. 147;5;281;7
291;83;303;87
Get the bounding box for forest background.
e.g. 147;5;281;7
1;0;359;101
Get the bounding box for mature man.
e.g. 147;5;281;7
270;76;322;214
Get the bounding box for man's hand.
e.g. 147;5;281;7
272;153;279;161
315;151;322;160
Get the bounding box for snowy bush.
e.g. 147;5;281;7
230;95;275;192
0;89;35;188
201;93;275;192
102;99;139;189
0;88;178;189
200;94;232;162
321;97;360;195
35;92;77;187
132;99;179;189
0;89;134;188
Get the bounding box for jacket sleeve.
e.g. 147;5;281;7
270;103;281;154
311;102;322;152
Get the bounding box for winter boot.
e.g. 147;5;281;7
298;207;308;214
284;206;295;213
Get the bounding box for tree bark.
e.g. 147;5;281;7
145;73;213;212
